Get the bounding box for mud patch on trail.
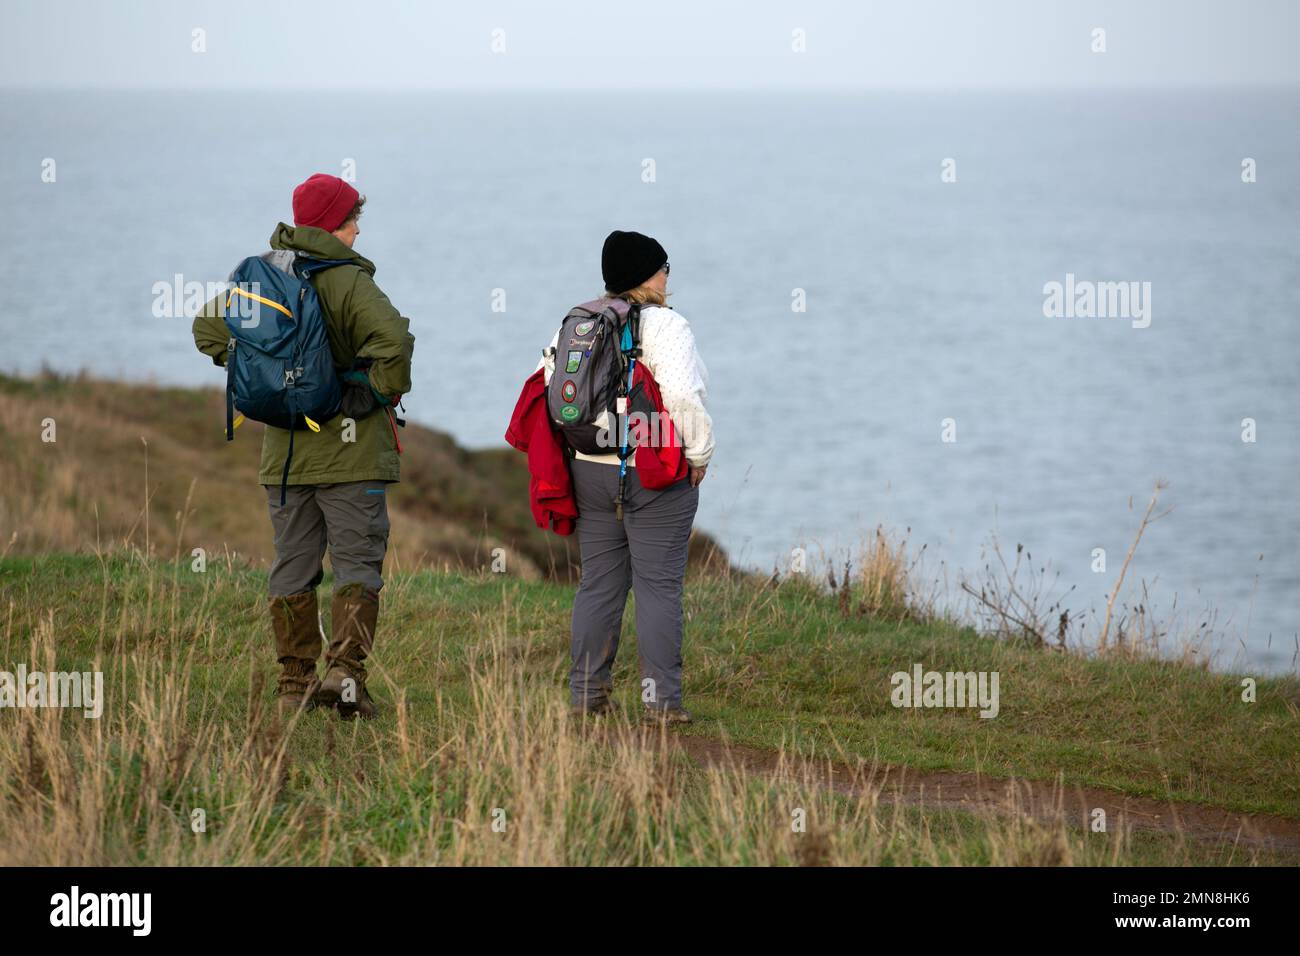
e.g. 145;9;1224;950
583;722;1300;856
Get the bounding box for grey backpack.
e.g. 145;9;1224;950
545;297;641;456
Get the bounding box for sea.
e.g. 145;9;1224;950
2;87;1297;672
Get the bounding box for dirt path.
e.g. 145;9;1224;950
595;725;1300;854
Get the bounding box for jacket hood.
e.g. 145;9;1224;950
270;222;376;276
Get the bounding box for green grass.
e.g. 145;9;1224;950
678;584;1300;818
0;553;1295;866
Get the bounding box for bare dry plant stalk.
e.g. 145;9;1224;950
1099;480;1173;650
960;538;1075;648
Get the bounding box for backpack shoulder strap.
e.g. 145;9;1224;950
620;301;643;358
629;302;642;351
295;256;353;280
599;297;642;356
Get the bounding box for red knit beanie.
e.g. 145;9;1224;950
292;173;360;233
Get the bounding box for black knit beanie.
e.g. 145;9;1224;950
601;230;667;294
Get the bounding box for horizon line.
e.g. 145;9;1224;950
4;82;1299;94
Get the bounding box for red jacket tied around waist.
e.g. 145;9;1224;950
505;366;688;536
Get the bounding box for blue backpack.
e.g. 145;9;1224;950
220;250;350;502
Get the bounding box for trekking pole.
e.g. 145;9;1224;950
614;304;641;521
615;361;633;521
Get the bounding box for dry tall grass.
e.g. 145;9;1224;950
0;553;1266;866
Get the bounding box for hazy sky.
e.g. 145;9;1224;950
2;0;1298;90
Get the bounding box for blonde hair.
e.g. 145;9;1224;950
604;284;668;307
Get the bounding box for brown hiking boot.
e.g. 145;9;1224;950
316;585;380;720
642;705;692;725
276;659;320;718
569;699;614;719
317;662;377;720
269;592;323;718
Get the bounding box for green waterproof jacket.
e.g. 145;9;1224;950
192;224;415;486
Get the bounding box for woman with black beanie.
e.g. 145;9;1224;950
537;230;715;723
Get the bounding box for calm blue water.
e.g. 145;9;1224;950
2;89;1297;672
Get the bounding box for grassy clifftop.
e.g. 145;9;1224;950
0;553;1297;865
1;373;1297;866
0;372;725;579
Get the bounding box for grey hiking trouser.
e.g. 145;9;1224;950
570;459;699;710
265;480;391;596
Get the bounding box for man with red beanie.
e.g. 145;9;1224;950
192;173;415;721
